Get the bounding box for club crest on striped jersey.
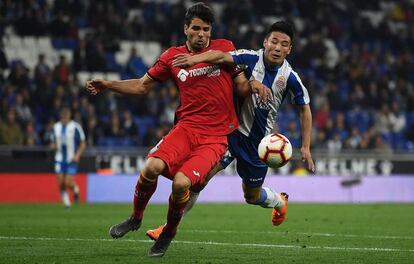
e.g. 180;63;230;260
276;76;286;90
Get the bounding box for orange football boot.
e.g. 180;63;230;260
146;224;165;241
272;192;289;226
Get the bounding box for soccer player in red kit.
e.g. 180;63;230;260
86;2;269;258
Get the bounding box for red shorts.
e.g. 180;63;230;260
147;124;227;189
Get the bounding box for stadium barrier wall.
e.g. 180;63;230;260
2;147;414;175
0;173;87;203
1;173;413;203
86;174;414;204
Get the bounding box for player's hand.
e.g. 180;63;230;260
72;155;80;163
249;80;272;105
300;147;315;173
86;79;110;95
172;54;196;68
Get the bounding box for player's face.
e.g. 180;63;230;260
60;110;71;124
263;31;292;66
184;18;211;52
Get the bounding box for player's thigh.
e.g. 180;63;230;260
147;125;192;178
55;173;65;185
178;143;227;188
65;175;75;187
236;157;268;188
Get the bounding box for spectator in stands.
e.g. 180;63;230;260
285;121;301;148
159;101;177;126
54;55;70;85
104;112;125;138
24;120;39;146
375;104;393;136
73;38;87;72
40;119;54;145
14;92;32;125
327;133;342;154
125;47;149;78
50;11;70;37
85;116;101;146
34;53;51;87
121;110;138;143
373;135;393;155
8;61;30;89
0;41;8;69
344;127;362;150
0;108;23;145
86;42;106;72
314;102;330;131
389;102;406;134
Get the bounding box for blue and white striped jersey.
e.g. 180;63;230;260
52;120;85;163
230;49;310;142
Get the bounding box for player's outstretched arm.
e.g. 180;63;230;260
233;73;272;103
172;50;234;68
86;74;156;96
297;104;315;173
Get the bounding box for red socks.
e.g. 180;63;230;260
163;190;190;236
132;173;157;220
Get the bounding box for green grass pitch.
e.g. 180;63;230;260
1;203;413;263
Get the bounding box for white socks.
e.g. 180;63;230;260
261;187;285;209
61;191;71;207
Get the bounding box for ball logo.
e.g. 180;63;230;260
177;69;189;82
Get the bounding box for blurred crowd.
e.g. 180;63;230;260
0;0;414;153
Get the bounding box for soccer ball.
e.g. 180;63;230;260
258;133;293;168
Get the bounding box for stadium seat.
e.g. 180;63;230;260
106;72;120;81
77;71;91;85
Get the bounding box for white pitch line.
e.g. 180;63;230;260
1;236;413;253
182;229;414;240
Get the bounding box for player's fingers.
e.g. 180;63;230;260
172;58;187;67
307;158;315;173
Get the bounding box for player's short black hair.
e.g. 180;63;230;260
266;21;295;43
184;2;215;26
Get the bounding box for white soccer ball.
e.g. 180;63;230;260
258;133;293;168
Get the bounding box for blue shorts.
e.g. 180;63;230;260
55;162;78;176
220;131;268;188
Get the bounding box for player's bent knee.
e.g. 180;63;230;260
172;173;191;193
144;157;166;177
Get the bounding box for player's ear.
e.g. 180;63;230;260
184;24;188;36
287;44;292;55
263;38;267;49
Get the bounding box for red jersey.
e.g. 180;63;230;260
147;39;240;136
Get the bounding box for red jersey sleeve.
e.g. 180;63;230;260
147;50;172;82
219;40;244;78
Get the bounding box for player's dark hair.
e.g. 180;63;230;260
184;2;215;26
266;21;295;43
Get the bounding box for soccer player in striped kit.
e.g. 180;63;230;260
50;107;86;208
147;21;315;240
